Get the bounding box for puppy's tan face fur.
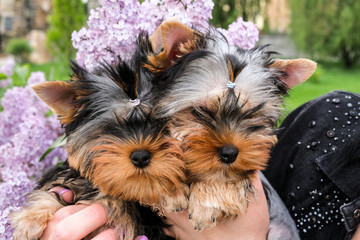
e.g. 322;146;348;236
84;132;185;203
175;90;278;183
63;100;187;204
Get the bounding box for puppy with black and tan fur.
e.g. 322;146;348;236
145;20;316;232
10;38;188;240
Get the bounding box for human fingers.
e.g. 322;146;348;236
163;210;190;239
41;204;88;240
90;228;119;240
90;230;149;240
47;204;108;240
49;187;74;204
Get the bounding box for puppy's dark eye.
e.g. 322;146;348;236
156;47;164;55
199;106;207;112
191;108;203;118
246;125;265;133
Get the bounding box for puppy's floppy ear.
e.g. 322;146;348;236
146;19;201;72
271;58;317;88
32;81;77;124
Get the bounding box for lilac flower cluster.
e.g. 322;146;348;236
72;0;214;70
0;72;67;238
72;0;259;71
218;17;259;50
0;58;16;88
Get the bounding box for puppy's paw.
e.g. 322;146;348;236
162;189;189;213
188;202;223;231
161;184;189;213
10;191;64;239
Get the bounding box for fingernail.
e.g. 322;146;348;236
57;189;70;196
138;236;148;240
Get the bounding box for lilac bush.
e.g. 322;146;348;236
72;0;259;71
0;72;67;237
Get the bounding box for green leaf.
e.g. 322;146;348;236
39;134;67;162
0;73;8;80
12;64;30;86
56;161;66;167
45;109;54;117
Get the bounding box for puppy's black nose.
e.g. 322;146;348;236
130;150;151;168
218;145;238;164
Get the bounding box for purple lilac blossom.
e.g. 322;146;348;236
72;0;258;71
0;72;67;238
0;58;16;88
74;0;244;71
218;17;259;50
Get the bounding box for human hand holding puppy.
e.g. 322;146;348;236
42;187;147;240
42;171;268;240
163;171;269;240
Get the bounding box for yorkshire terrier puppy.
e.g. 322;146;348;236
144;20;316;231
10;38;188;240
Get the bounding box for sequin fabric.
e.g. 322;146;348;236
264;91;360;240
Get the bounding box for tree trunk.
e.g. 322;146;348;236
341;47;356;69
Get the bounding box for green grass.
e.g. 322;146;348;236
284;61;360;114
29;60;71;81
0;60;70;99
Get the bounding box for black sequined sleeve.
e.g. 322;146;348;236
264;91;360;240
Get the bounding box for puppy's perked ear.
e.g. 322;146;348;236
32;81;76;124
147;19;201;72
271;59;317;88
